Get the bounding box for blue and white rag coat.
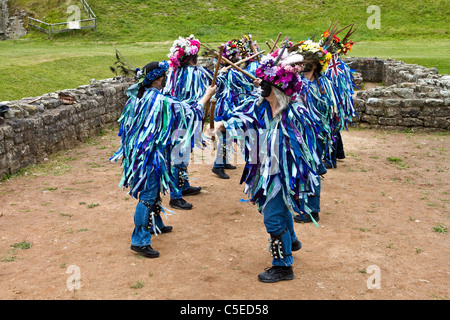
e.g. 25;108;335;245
110;85;205;199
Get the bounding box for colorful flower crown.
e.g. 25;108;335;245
241;34;261;62
136;61;169;86
255;48;303;99
222;39;245;62
320;30;355;55
168;34;201;69
295;39;332;73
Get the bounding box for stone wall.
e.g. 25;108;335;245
343;57;449;131
0;0;27;40
1;57;449;178
0;77;134;178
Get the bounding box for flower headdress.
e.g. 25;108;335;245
168;34;202;69
320;23;358;55
241;34;261;62
222;39;246;62
255;39;304;99
293;39;332;73
135;61;169;86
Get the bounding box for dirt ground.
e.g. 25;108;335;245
0;122;449;300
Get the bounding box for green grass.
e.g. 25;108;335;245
12;0;449;42
0;41;168;101
1;0;449;101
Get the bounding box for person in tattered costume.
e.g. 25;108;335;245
291;38;342;224
164;34;213;210
111;60;215;258
223;43;321;282
211;38;260;179
320;24;358;168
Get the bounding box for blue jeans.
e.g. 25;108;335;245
325;131;344;167
131;170;166;246
170;163;191;199
262;191;294;267
213;130;229;169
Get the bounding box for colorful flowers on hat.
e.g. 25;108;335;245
222;39;245;61
241;34;261;62
137;61;169;86
320;30;355;55
168;34;201;69
296;39;332;72
255;49;303;99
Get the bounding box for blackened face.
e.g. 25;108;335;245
303;63;314;72
260;80;272;97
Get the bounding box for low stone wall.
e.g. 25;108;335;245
0;77;134;178
1;57;449;178
343;57;449;131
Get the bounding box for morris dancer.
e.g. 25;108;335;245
320;24;358;168
111;60;215;258
292;38;341;224
221;44;320;282
212;38;259;179
164;34;213;210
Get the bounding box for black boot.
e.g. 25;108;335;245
130;245;160;258
224;164;237;170
150;226;173;234
169;198;193;210
291;239;302;251
212;167;230;179
258;266;294;283
182;186;202;196
294;212;320;224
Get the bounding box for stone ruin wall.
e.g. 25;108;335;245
0;57;449;178
343;57;450;131
0;77;134;178
0;0;27;40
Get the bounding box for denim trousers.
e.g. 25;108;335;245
169;163;191;199
213;130;229;169
325;131;344;167
131;170;166;247
262;190;294;267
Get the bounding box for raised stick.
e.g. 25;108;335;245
224;50;265;71
213;51;257;81
270;32;282;53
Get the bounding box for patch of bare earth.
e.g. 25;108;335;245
0;126;449;300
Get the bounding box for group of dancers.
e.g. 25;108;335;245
110;23;358;283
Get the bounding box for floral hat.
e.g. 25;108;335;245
136;61;169;86
255;41;304;99
168;34;202;69
320;26;356;55
241;34;261;62
294;39;332;73
221;39;246;62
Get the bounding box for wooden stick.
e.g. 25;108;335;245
211;45;224;86
209;101;216;132
213;51;257;81
224;50;265;71
270;39;280;50
270;32;282;53
249;42;261;62
265;41;273;51
203;46;223;131
207;45;224;135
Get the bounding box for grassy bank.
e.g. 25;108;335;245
1;0;448;101
1;38;449;102
12;0;449;42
